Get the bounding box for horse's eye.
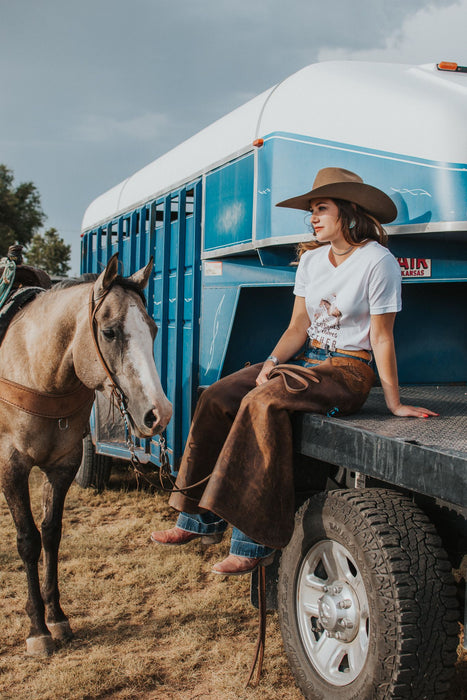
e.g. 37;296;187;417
102;328;116;341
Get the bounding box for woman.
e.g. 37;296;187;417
151;167;437;575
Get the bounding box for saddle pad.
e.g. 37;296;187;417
0;287;44;346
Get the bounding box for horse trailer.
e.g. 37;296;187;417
79;61;467;699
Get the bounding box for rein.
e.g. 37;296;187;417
130;435;213;498
131;364;323;494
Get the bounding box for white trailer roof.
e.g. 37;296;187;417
82;61;467;231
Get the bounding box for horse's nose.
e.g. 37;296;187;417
144;403;172;433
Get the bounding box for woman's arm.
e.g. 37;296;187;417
370;313;438;417
256;296;310;385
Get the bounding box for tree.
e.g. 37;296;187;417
0;165;45;256
26;228;71;277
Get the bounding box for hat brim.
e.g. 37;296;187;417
276;181;397;224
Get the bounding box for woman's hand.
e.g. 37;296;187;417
391;404;439;418
256;360;276;386
255;297;310;387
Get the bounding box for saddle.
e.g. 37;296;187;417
0;245;51;346
0;287;46;346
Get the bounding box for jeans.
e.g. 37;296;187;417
290;343;373;368
176;512;274;558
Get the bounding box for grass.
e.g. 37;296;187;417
0;467;301;700
0;466;465;699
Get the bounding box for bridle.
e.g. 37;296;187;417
88;282;173;483
89;283;215;493
88;283;140;464
88;285;129;417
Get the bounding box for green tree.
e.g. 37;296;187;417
0;165;45;256
26;228;71;277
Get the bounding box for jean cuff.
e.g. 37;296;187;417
176;512;227;535
229;537;274;559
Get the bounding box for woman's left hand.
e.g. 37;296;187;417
391;404;439;418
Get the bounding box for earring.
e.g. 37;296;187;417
349;219;356;230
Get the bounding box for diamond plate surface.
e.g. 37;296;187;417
339;385;467;455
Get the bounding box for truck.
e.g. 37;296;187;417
78;60;466;699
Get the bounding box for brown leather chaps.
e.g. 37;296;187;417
169;357;375;549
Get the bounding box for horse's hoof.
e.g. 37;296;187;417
47;620;74;641
26;634;55;656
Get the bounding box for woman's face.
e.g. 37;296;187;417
309;198;345;244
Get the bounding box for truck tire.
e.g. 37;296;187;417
74;434;113;491
278;489;459;700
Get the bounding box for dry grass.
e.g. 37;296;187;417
0;466;466;700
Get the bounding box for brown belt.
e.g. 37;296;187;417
310;339;372;361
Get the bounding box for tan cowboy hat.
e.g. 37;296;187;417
276;167;397;223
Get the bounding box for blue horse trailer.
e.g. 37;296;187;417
79;61;466;699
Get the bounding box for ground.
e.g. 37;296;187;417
0;466;465;700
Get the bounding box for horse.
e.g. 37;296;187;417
0;253;172;656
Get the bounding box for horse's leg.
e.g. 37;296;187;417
40;468;76;642
1;456;55;656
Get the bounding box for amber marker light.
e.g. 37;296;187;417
253;138;264;147
437;61;458;71
437;61;467;73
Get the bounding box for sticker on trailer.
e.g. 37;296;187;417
397;258;432;278
204;261;223;276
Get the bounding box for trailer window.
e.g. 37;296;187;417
122;218;130;238
186;188;194;216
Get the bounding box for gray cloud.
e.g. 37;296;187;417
0;0;464;271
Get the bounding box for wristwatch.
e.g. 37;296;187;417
265;355;279;366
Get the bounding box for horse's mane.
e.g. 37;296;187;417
54;275;146;304
54;274;98;289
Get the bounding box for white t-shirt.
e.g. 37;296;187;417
293;241;402;352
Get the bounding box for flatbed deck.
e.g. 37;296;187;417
294;385;467;511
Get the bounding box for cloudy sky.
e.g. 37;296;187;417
1;0;467;272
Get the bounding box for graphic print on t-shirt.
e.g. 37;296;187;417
308;293;342;351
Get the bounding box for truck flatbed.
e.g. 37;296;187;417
294;385;467;511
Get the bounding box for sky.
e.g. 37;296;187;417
1;0;467;273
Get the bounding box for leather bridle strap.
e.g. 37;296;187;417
88;285;128;411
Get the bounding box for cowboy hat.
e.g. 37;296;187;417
276;167;397;223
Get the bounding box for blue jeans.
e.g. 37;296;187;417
176;512;274;558
290;343;373;368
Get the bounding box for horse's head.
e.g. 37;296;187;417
76;254;172;438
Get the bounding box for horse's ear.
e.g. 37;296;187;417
129;256;153;290
94;253;119;298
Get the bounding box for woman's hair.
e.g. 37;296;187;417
297;198;388;258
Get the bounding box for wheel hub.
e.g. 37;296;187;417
295;539;371;686
317;580;359;642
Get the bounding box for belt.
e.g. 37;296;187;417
309;339;372;363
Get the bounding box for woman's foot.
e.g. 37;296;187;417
211;552;275;576
150;526;223;546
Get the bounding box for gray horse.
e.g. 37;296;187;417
0;254;172;655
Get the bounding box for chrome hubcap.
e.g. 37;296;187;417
296;540;370;685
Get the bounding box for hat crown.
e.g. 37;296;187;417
312;167;363;191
